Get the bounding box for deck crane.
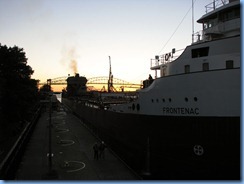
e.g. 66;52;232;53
107;56;116;92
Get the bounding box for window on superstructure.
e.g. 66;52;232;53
191;47;209;58
203;22;208;29
202;63;209;71
227;7;240;20
208;21;213;28
219;7;240;22
226;60;234;69
234;8;240;18
185;65;190;73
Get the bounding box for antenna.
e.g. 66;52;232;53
158;1;196;54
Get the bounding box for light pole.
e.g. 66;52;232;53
48;92;52;172
45;79;58;179
47;79;53;172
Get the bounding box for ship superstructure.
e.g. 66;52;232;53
109;0;240;118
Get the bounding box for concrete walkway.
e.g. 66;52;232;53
15;104;140;180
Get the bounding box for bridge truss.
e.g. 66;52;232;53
39;76;142;91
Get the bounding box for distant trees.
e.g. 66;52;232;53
39;84;53;100
0;44;39;136
39;84;52;93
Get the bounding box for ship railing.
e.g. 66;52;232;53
193;17;240;43
205;0;229;13
101;92;138;104
192;30;204;43
150;48;184;69
82;92;139;108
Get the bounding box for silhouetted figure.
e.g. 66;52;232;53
99;141;106;159
93;142;99;160
148;74;153;84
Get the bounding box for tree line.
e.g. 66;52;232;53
0;44;51;139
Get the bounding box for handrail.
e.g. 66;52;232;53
151;48;185;69
0;104;42;179
205;0;228;13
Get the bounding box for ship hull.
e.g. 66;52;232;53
63;98;240;180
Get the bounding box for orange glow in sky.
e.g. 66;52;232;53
0;0;211;84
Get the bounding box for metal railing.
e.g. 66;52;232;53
205;0;229;13
150;48;185;69
0;104;43;179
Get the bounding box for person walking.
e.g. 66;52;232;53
99;141;106;159
93;142;99;160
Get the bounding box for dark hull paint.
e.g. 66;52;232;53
63;98;240;180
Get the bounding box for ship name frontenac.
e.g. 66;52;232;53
162;107;199;115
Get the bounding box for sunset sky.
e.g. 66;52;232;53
1;0;219;89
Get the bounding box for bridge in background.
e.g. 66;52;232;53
38;76;142;91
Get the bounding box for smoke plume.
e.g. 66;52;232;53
70;59;78;74
60;46;79;75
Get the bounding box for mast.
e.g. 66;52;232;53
192;0;194;43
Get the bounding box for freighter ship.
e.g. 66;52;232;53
63;0;240;180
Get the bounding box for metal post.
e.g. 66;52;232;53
48;96;52;172
44;95;58;179
44;79;58;179
192;0;195;43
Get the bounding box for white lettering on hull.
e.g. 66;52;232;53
162;107;199;115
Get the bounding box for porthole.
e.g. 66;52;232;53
151;99;154;103
226;60;234;69
136;104;140;111
132;104;135;110
156;99;159;103
194;97;198;102
185;97;188;102
185;65;190;73
169;98;172;102
162;99;165;103
202;63;209;71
